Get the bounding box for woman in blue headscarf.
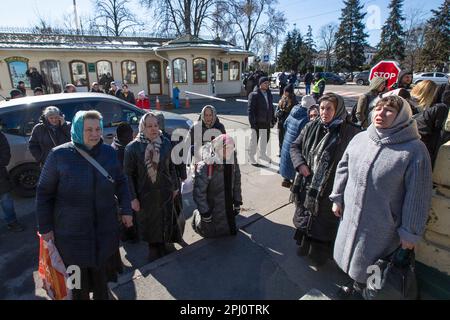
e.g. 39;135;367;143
36;110;132;300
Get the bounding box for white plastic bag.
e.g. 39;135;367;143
181;164;194;194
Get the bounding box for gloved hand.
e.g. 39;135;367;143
201;215;212;223
200;211;212;223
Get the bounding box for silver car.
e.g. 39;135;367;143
413;72;449;85
0;93;193;197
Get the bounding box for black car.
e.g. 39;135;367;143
0;93;193;197
354;71;370;85
322;72;346;85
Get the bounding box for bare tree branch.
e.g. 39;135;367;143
93;0;141;36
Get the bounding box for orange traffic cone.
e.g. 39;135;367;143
185;95;190;109
155;96;161;110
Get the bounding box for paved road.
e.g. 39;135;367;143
0;84;366;299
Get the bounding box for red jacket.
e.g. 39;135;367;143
136;97;150;110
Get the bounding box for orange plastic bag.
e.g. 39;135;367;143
38;234;72;300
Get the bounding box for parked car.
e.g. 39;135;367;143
0;93;193;197
354;71;370;85
413;72;449;85
322;72;346;85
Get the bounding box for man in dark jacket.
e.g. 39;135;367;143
248;76;275;164
90;82;104;93
109;81;122;97
304;71;313;95
16;81;27;96
28;106;71;167
119;84;136;104
111;122;137;243
26;67;45;91
0;131;24;232
278;72;288;96
390;71;413;90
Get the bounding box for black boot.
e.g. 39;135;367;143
308;240;329;269
148;244;161;262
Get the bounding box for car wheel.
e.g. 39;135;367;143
357;79;364;86
9;163;41;197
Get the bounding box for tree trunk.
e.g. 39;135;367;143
184;0;192;35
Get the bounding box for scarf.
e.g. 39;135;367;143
200;105;218;129
302;93;348;215
136;112;162;183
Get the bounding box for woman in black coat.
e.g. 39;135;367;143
29;106;71;167
290;93;360;268
415;87;450;167
36;110;133;300
124;112;180;261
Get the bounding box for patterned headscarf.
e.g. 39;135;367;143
136;112;162;183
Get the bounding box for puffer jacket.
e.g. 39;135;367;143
36;141;132;268
279;105;309;180
192;145;242;238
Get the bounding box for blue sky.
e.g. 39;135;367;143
0;0;444;47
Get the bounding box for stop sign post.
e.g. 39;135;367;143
369;61;401;89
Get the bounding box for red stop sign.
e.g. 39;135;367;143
369;61;401;89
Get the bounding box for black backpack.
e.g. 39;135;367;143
350;93;377;124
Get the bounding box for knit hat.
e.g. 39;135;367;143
284;83;294;94
369;76;387;92
259;76;269;85
301;95;316;109
43;106;61;118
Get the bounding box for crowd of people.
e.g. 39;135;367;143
5;67;153;111
247;74;449;299
0;64;448;300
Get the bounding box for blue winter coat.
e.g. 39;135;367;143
36;142;132;268
279;105;309;180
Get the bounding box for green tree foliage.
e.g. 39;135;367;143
335;0;368;73
417;0;450;71
373;0;406;63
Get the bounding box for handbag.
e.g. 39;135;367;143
181;164;194;194
363;248;419;300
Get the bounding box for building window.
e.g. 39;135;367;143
229;60;240;81
121;60;138;84
96;60;113;82
40;60;63;93
173;58;187;84
193;58;207;83
5;56;30;88
216;60;223;81
69;60;89;87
